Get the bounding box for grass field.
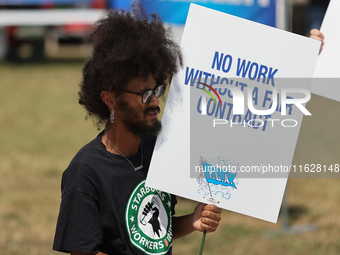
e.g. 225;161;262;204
0;61;339;255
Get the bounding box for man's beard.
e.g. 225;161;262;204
115;99;162;138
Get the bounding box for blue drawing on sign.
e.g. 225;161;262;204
203;162;237;188
197;157;239;203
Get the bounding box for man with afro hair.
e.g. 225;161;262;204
53;5;221;255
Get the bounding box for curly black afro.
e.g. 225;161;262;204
78;4;183;128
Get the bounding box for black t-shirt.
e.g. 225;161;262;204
53;132;176;255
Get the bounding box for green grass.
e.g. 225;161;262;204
0;61;340;255
0;61;98;255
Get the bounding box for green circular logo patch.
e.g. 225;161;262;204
125;180;172;255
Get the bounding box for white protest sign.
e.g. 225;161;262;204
311;0;340;102
146;4;320;223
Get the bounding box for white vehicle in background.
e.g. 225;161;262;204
0;0;107;62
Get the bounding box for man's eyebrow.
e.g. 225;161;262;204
139;88;150;93
138;83;158;93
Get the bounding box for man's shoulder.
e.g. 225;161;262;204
71;132;104;165
61;132;104;184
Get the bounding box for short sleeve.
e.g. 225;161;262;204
53;190;103;254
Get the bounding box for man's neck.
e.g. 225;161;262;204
103;122;141;157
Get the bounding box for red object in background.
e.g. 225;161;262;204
91;0;105;9
41;1;54;9
62;23;94;34
7;26;18;45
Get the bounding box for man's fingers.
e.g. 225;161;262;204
199;204;221;233
201;216;220;227
202;204;221;213
309;29;324;52
310;35;325;46
200;219;219;233
201;209;221;222
310;29;324;38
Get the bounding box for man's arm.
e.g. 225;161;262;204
172;203;221;239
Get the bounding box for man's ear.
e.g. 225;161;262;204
100;91;115;108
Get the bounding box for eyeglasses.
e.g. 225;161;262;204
120;84;165;104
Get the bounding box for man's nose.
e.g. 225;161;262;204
148;93;160;106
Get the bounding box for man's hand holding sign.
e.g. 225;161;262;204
173;203;221;239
